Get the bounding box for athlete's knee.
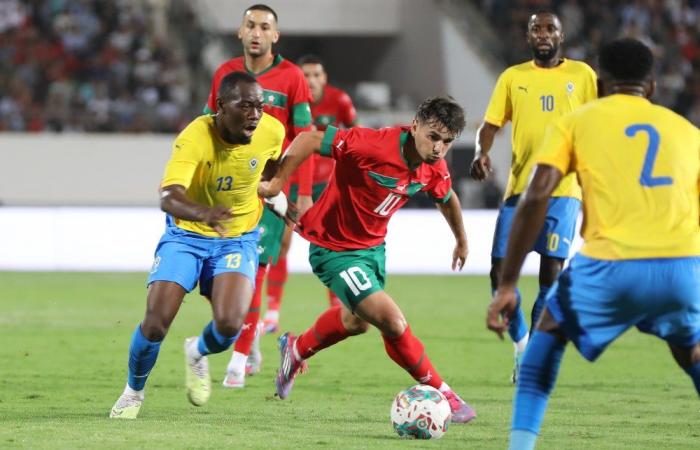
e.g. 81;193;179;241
213;316;242;338
342;311;370;335
376;315;408;337
140;317;169;341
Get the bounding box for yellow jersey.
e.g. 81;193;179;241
161;113;284;237
537;94;700;260
484;58;597;199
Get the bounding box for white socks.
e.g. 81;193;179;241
227;351;247;374
123;383;144;400
187;338;203;361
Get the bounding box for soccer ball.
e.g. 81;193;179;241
390;384;451;439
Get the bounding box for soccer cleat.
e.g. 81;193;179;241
442;390;476;424
222;370;245;389
511;349;523;384
263;317;279;334
246;321;263;375
109;393;143;419
184;337;211;406
274;332;307;399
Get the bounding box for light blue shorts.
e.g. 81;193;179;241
491;195;580;259
546;254;700;361
147;216;260;297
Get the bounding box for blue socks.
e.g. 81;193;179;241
510;331;566;449
506;289;529;343
127;324;162;391
684;361;700;395
530;285;550;332
197;321;239;356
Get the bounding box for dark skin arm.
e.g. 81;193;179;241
160;185;233;237
435;190;469;271
470;122;500;180
258;131;324;198
486;164;563;338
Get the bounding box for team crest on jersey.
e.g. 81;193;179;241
567;82;575;94
249;158;259;171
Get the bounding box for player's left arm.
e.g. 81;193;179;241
435;190;468;271
290;70;315;200
339;91;358;128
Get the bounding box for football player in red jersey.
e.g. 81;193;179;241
205;4;314;388
259;96;477;424
261;54;359;327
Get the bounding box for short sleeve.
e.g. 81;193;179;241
320;125;342;158
161;138;204;189
584;64;598;103
425;162;453;203
535;116;575;175
290;69;313;129
484;70;512;127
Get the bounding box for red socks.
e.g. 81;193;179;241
233;264;267;355
327;290;342;307
382;326;443;389
295;306;350;359
266;257;288;312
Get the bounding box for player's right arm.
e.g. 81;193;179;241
159;137;233;236
471;70;512;181
160;186;233;237
471;122;500;180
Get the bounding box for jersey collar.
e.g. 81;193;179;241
245;54;284;77
399;129;420;171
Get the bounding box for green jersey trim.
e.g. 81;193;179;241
203;105;213;115
292;102;312;127
398;131;418;170
368;171;399;189
245;54;284;77
429;189;453;204
314;115;337;127
320;126;338;157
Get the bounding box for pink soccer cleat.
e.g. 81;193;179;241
274;332;307;399
443;390;476;424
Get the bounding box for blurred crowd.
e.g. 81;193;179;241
474;0;700;126
0;0;200;133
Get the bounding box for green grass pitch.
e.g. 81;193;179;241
0;272;697;449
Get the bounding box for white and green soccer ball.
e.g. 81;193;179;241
390;384;451;439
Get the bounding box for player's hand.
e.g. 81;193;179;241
296;194;313;217
202;205;233;237
486;286;518;339
451;238;468;271
258;179;283;198
470;152;493;181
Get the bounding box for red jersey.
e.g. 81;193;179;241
308;85;357;184
298;126;453;251
206;54;315;194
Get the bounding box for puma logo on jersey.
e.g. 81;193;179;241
518;86;528;93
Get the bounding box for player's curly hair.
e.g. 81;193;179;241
599;38;653;83
415;96;466;136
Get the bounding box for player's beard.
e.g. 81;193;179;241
531;44;558;62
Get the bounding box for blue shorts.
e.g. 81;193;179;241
546;254;700;361
491;195;580;259
147;218;260;298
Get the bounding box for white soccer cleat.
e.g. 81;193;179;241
109;393;143;419
184;337;211;406
222;370;245;388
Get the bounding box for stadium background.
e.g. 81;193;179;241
1;0;698;273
